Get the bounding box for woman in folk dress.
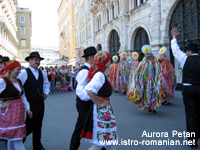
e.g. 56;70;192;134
0;60;32;150
80;51;118;150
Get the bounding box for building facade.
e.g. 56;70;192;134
0;0;18;59
58;0;76;66
32;46;60;67
16;7;32;65
73;0;200;87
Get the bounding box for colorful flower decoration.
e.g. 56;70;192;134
112;55;118;61
120;51;127;58
159;47;167;55
132;52;139;59
142;45;152;55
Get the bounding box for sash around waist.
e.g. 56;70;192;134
1;96;21;102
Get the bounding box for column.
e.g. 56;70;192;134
129;0;132;11
101;12;103;27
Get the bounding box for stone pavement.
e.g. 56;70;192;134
0;91;199;150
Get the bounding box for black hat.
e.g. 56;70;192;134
82;46;97;57
0;56;10;63
187;43;199;51
25;51;44;61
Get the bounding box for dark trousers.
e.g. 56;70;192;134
70;99;92;150
182;85;200;142
24;99;45;150
72;77;76;89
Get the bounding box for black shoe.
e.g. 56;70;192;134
152;110;157;113
115;90;118;93
166;102;172;105
123;91;127;95
162;101;167;105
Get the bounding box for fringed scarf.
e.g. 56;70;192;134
158;54;177;103
127;53;163;111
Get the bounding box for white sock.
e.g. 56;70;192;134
105;145;115;150
13;140;25;150
88;144;103;150
88;145;115;150
7;140;15;150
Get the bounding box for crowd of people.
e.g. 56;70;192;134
38;65;79;94
0;26;200;150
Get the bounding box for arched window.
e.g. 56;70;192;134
97;44;102;51
134;28;150;61
109;30;120;61
169;0;200;65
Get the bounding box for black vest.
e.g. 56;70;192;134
183;55;200;85
0;78;23;98
76;65;90;102
97;74;112;97
24;68;44;101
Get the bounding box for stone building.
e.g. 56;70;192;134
0;0;18;59
32;46;60;67
16;7;32;66
74;0;200;88
58;0;76;66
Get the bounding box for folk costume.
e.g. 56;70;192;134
18;52;50;150
158;47;177;104
80;51;118;150
69;47;97;150
116;52;130;94
171;39;200;146
108;55;119;90
127;45;163;112
0;60;29;150
127;52;140;95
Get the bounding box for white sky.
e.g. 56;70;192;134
17;0;62;48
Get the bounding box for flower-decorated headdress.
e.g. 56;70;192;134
142;45;152;55
120;52;127;58
0;60;21;75
132;52;139;60
112;55;118;62
88;51;111;81
159;47;167;55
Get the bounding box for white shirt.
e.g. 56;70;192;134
18;66;50;100
171;38;198;86
76;63;91;101
85;72;105;94
0;78;30;112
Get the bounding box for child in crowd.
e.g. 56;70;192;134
55;71;62;93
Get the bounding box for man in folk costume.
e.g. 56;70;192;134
127;52;140;95
108;55;119;91
158;47;177;105
171;27;200;147
127;45;163;113
18;52;50;150
70;47;106;150
116;52;130;95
